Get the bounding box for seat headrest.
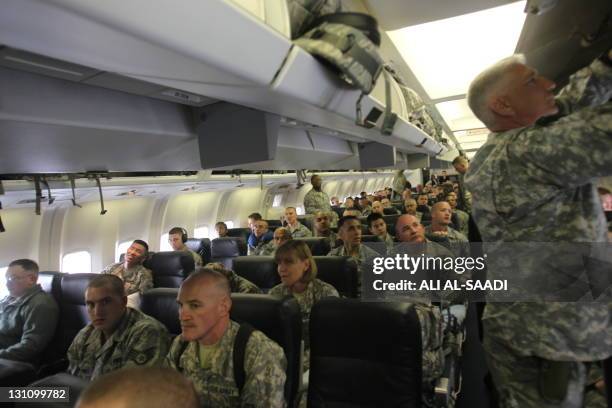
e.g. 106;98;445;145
60;273;97;305
313;256;358;298
38;271;63;300
308;298;422;406
185;238;210;254
146;251;195;277
225;228;251;243
230;294;302;408
383;207;399;215
141;288;181;335
294;237;331;256
212;237;247;258
231;256;280;291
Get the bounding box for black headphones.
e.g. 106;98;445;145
180;227;188;243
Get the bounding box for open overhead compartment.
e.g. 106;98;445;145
0;0;448;173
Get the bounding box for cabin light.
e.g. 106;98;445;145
435;98;484;132
388;1;526;99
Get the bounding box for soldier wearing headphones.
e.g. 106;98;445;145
168;227;203;268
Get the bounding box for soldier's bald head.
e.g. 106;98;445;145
182;268;231;298
76;367;198;408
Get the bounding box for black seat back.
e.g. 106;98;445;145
212;237;248;269
185;238;211;264
231;294;302;408
308;298;422;407
232;256;280;292
295;237;331;256
226;228;251;244
265;219;283;228
146;251;195;288
141;288;181;335
312;257;358;298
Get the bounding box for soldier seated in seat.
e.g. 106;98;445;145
168;227;203;268
204;262;262;294
166;268;287;407
0;259;59;363
102;239;153;309
67;275;169;381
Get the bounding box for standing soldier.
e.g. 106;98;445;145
466;50;612;407
303;174;338;227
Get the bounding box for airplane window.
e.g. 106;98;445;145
62;251;92;274
296;206;305;215
159;233;173;251
0;267;7;298
193;226;209;239
224;221;234;229
272;193;283;207
115;240;133;262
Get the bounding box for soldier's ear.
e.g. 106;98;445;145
489;96;514;117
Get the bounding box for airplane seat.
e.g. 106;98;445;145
383;207;399;215
38;271;63;301
391;201;404;212
211;237;248;269
231;256;280;292
265;219;283;228
297;215;313;231
119;251;156;264
146;251;195;288
331;207;344;218
141;288;181;335
308;298;422;407
226;228;251;244
312;256;358;298
185;238;212;265
36;273;97;379
294;237;331;256
230;294;302;408
383;214;400;226
0;358;37;387
360;234;380;242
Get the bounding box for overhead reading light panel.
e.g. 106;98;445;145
388;1;526;100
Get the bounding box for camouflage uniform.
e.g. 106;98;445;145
377;232;395;254
424;225;470;258
185;249;203;269
165;320;287;408
253;240;276;256
304;188;339;227
227;271;262;294
269;279;339;371
313;230;339;248
67;307;169;380
327;244;379;296
457;173;472;213
465;57;612;407
584;363;606;408
0;284;59;363
453;209;470;237
287;222;312;238
102;263;153;296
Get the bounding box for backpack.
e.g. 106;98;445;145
174;322;254;392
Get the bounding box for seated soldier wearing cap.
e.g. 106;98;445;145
168;227;203;268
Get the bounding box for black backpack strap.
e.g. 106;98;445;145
233;322;255;393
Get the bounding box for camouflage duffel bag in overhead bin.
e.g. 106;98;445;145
287;0;342;39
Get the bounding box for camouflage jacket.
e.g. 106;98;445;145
67;307;169;380
269;279;339;371
424;225;470;258
303;188;332;214
453;209;470;237
379;233;396;254
102;263;153;296
165;320;287;408
328;244;379;296
287;222;312;238
314;230;339;248
228;271;262;294
185;249;203;269
457;173;472;213
0;284;59;363
252;240;275;256
465;58;612;360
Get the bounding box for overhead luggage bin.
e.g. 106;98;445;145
0;0;447;169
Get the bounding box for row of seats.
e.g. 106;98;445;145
3;272;424;408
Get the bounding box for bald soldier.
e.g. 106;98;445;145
166;268;287;407
465;50;612;407
76;367;198;408
67;275;170;380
